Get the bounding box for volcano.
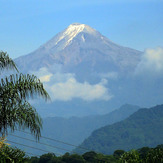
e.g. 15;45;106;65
15;23;141;75
14;23;147;117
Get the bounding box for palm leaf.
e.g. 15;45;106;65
0;73;50;100
0;51;18;72
0;51;50;139
0;74;50;139
0;101;42;140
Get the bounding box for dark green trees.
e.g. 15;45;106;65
119;145;163;163
0;145;28;163
26;144;163;163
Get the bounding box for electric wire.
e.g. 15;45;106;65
7;140;62;156
9;133;72;152
15;129;91;152
8;134;108;162
9;142;107;163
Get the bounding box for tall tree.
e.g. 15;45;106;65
0;51;50;139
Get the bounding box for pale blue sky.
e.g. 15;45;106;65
0;0;163;58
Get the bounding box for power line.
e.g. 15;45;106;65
9;133;72;152
7;140;62;156
15;129;90;152
8;135;108;162
9;142;110;163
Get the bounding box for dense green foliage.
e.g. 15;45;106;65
0;145;29;163
27;151;116;163
0;144;162;162
0;51;50;139
24;144;163;163
74;105;163;154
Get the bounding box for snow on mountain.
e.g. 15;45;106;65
15;23;142;74
54;23;97;48
39;23;99;54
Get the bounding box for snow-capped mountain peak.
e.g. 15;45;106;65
66;23;97;35
42;23;98;50
55;23;98;47
15;23;141;73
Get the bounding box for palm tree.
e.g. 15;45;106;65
0;51;50;139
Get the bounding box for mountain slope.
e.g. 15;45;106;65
8;104;139;155
42;104;139;148
15;23;141;74
74;104;163;155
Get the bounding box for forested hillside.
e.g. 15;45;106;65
74;104;163;154
7;104;139;155
43;104;139;147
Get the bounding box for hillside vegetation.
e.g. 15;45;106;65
7;104;139;155
74;104;163;154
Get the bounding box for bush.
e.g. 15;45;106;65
0;145;28;163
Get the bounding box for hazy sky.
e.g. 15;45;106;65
0;0;163;59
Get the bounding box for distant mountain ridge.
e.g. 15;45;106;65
42;104;139;147
8;104;139;155
74;104;163;155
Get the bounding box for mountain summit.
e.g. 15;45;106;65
15;23;141;74
40;23;100;52
52;23;99;48
14;23;146;117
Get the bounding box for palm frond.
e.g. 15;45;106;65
0;73;50;101
0;51;18;72
0;73;50;139
0;100;42;140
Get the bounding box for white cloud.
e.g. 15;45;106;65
135;47;163;76
39;74;52;82
32;68;113;101
32;67;53;82
46;78;112;101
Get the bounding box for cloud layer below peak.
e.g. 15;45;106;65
32;68;113;101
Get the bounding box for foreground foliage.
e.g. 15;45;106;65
0;143;162;162
0;136;28;163
25;144;163;163
0;145;28;163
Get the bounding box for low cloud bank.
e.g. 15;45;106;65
32;68;112;101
